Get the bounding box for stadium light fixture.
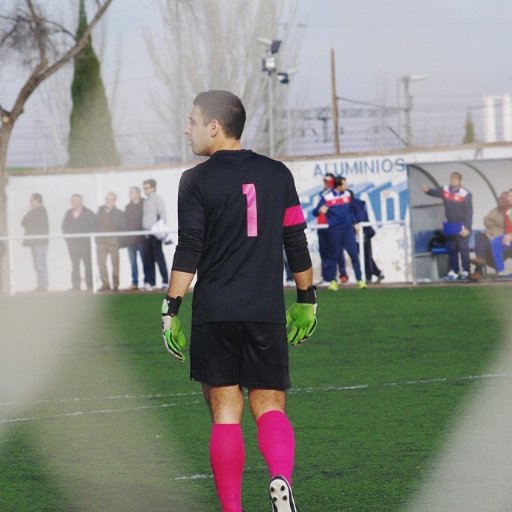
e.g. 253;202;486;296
277;72;289;84
277;68;298;85
262;56;277;73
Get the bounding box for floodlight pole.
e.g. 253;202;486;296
258;38;281;157
268;69;275;157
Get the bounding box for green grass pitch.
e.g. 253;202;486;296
0;285;508;511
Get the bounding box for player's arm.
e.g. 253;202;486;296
286;266;317;347
162;170;204;362
293;266;313;290
283;219;317;346
161;270;195;362
166;270;194;298
161;227;204;362
312;196;326;217
282;169;317;345
422;185;441;198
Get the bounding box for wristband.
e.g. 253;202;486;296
296;286;317;304
164;295;182;316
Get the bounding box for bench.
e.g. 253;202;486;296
414;229;481;280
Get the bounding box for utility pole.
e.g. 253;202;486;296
330;48;340;154
176;0;188;163
401;74;427;147
403;76;412;147
268;68;275;156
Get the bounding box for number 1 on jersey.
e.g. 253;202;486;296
242;184;258;237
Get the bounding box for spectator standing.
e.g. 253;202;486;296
472;191;512;279
490;189;512;278
313;176;366;290
124;186;145;290
21;193;49;292
423;172;473;281
96;192;125;292
353;197;384;283
142;179;169;290
314;174;349;286
62;194;96;292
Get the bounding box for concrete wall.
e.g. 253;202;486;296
6;144;512;292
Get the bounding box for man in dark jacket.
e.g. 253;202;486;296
423;172;473;280
62;194;96;292
96;192;125;292
124;186;145;290
21;193;49;292
353;197;384;283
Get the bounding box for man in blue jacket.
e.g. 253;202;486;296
423;172;473;280
313;176;366;290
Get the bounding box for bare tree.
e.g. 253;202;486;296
145;0;300;162
0;0;114;289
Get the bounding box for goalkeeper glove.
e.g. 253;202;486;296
286;286;317;346
161;295;187;362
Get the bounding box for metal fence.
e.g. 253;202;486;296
0;222;410;295
0;229;176;295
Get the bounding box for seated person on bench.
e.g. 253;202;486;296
473;191;512;279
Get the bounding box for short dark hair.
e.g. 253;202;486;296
334;176;346;187
193;90;246;140
143;179;157;190
31;193;43;204
450;172;462;180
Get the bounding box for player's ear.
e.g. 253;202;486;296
209;119;220;137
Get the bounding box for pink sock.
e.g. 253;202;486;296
257;410;295;484
209;423;245;512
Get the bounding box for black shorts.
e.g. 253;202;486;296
190;322;290;390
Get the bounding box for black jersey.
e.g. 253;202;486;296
174;149;307;325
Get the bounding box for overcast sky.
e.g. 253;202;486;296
3;0;512;166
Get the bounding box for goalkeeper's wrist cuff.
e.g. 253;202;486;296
296;285;317;304
164;295;182;316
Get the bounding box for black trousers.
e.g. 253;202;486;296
446;234;470;273
142;235;168;286
67;242;93;291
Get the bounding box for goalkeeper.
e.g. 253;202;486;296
161;90;317;512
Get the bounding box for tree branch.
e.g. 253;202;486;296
26;0;48;70
8;0;113;124
37;0;113;83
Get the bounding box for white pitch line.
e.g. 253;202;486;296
174;474;213;481
0;391;204;407
0;401;201;424
2;373;512;418
289;372;512;395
